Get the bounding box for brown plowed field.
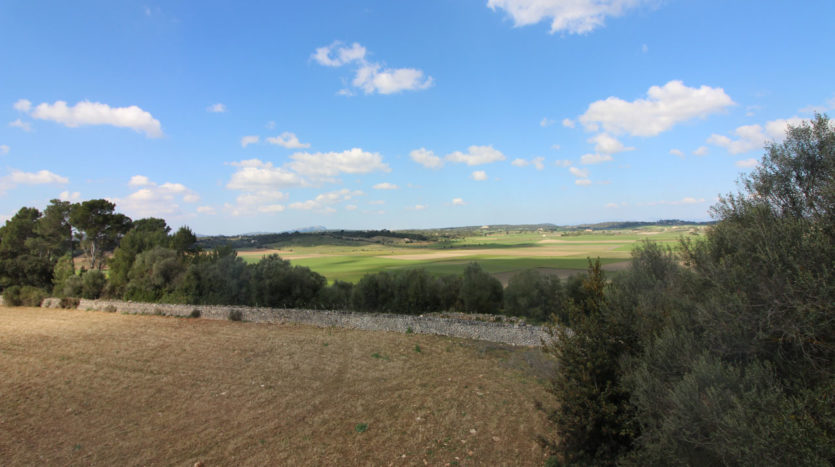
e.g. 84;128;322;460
0;307;554;465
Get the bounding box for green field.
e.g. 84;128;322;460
237;225;704;283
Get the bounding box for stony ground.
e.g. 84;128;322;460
0;306;555;466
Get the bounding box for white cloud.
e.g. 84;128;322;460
641;43;649;53
373;182;398;190
288;148;389;180
452;198;466;206
9;119;32;132
312;41;367;67
0;145;8;155
313;42;433;95
669;149;684;158
353;63;433;95
226;159;305;192
580;153;613;164
8;169;68;185
569;167;589;178
588;133;634;154
562;118;575;128
413;204;427;211
206;103;226;113
735;158;759;168
446;145;506;166
59;191;81;202
540;117;554;127
707;117;804;154
369;200;385;205
345;204;357;211
266;132;310;149
410;148;444;169
289;188;363;212
554;159;572;167
551;144;561;150
488;0;655;35
575;179;592;186
117;178;200;218
13;99;31;112
693;146;709;156
257;204;286;213
471;170;488;181
605;202;619;208
197;206;217;215
129;175;152;187
241;135;260;148
512;156;545;169
27;100;163;138
579;81;734;137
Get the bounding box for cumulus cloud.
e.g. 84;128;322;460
512;156;546;169
289;188;363;212
452;198;466;206
554;159;572;167
446;145;506;166
647;197;706;206
226;159;305;191
117;177;200;218
129;175;152;187
9;169;69;185
345;204;357;211
669;149;684;158
471;170;488;181
708;117;805;154
59;191;81;202
288;148;389;180
579;81;734;137
312;41;433;95
0;145;8;155
487;0;656;35
373;182;398;190
735;158;759;168
206;103;226;113
569;167;589;178
693;146;709;156
580;153;613;164
13;99;31;112
197;206;217;215
562;118;575;128
588;133;634;154
575;179;592;186
9;119;32;132
25;100;163;138
241;135;260;148
540;117;555;127
266;132;310;149
412;204;427;211
410;148;444;169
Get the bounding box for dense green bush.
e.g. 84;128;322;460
504;269;564;322
249;254;326;308
542;114;835;465
3;285;48;307
459;262;503;314
81;270;107;299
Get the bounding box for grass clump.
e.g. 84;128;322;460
355;423;368;433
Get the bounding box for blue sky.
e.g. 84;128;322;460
1;1;833;234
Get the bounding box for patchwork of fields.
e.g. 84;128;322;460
236;226;702;283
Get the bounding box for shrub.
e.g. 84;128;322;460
59;297;80;309
228;309;243;321
504;269;564;323
4;285;48;307
190;308;201;318
3;285;22;306
459;262;503;314
81;270;107;299
103;304;117;313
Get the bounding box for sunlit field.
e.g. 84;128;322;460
236;226;705;283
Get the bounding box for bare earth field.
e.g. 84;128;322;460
0;307;553;465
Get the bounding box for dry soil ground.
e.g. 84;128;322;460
0;307;554;466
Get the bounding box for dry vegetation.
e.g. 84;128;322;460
0;307;552;465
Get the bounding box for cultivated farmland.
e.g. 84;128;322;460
235;226;704;283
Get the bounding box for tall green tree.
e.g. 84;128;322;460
0;207;53;288
70;199;132;270
108;218;170;293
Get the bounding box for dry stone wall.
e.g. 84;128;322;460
62;298;551;347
